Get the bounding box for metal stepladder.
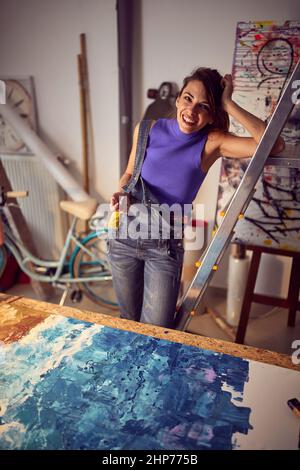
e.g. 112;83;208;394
174;58;300;331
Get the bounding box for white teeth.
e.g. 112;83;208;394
183;115;196;124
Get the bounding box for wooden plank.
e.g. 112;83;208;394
207;307;236;342
252;293;289;308
0;294;22;304
0;293;298;371
236;248;261;344
79;33;89;194
246;243;300;257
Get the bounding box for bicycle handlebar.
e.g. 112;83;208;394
6;191;28;199
0;188;29;207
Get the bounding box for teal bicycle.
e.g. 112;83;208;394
0;188;118;308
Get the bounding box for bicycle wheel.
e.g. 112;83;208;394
70;231;118;309
0;245;7;279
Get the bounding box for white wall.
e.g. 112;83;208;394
136;0;300;293
0;0;119;202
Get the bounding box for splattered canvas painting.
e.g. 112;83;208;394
215;21;300;251
0;313;299;450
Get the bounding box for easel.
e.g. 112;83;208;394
235;244;300;344
0;161;53;300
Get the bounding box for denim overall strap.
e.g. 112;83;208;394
122;120;152;194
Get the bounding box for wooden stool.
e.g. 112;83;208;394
235;244;300;344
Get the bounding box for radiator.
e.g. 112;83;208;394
1;154;66;259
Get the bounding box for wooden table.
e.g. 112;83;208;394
0;293;299;451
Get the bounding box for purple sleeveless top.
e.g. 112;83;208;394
141;119;208;206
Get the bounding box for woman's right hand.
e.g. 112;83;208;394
221;74;234;112
110;192;130;212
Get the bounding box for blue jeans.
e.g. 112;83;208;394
107;237;184;328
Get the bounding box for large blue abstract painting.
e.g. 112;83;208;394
0;314;299;450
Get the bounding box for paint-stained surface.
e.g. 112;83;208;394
0;314;253;450
1;297;299;450
216;21;300;250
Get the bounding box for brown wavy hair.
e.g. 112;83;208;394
178;67;229;133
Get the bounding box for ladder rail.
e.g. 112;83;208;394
175;58;300;330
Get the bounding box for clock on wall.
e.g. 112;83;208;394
0;77;37;154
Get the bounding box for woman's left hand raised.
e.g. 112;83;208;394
221;74;234;111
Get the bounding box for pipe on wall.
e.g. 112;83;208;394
116;0;134;176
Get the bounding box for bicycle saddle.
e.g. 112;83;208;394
60;198;97;220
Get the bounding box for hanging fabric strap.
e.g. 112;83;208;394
122;120;153;195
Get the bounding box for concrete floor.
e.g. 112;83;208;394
187;286;300;355
7;282;300;356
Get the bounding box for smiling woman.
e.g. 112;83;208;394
176;68;229;137
107;66;286;329
177;83;212;130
